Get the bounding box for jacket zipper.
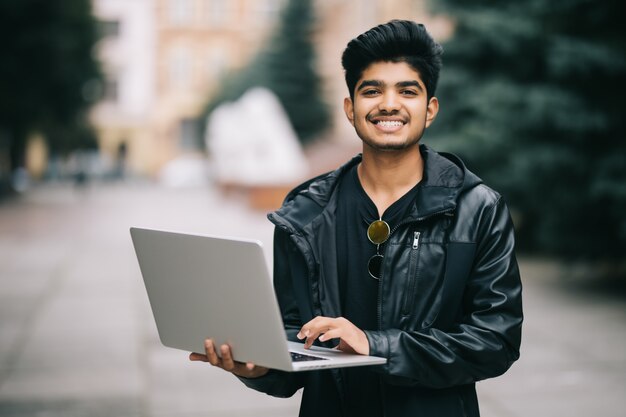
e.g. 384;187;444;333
377;208;454;330
412;230;421;249
402;231;421;315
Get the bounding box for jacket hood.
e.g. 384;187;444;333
269;145;482;233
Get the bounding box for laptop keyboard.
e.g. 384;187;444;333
290;351;328;362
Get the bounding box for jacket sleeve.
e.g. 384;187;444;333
237;227;305;396
364;196;523;389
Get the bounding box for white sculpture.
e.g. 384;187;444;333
206;87;309;186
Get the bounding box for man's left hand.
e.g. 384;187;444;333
296;316;369;355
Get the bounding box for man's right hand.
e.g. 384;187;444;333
189;339;269;379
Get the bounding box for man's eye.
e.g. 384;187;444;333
401;90;418;96
362;89;380;96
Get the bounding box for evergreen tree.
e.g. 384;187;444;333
0;0;102;187
203;0;329;144
427;0;626;264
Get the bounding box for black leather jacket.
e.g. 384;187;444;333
240;145;523;417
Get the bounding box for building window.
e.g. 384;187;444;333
168;46;192;89
205;0;233;27
254;0;284;26
168;0;194;26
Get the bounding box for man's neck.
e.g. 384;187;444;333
357;145;424;217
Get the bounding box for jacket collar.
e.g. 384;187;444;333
270;145;478;232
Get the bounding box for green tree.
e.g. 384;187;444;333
202;0;329;144
0;0;101;188
427;0;626;264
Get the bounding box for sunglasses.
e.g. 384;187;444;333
367;219;390;280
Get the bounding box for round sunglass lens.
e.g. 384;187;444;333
367;220;390;245
368;254;384;280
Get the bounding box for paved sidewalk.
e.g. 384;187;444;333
0;182;624;417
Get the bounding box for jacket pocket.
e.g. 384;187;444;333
401;231;421;316
430;242;476;328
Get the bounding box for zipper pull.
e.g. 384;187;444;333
412;231;421;249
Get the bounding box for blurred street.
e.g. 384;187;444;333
0;182;624;417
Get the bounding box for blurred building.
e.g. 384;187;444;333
90;0;451;177
91;0;155;176
90;0;285;177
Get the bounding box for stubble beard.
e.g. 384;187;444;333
356;128;424;152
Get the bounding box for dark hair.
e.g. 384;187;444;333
341;20;443;100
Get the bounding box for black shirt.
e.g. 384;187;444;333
335;163;421;416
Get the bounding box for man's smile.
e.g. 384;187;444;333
369;116;407;133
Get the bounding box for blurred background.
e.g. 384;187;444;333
0;0;624;416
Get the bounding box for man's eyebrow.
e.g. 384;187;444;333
356;80;424;92
396;81;424;92
356;80;382;91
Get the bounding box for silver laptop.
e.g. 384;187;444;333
130;227;386;372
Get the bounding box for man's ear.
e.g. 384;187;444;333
425;96;439;128
343;97;355;126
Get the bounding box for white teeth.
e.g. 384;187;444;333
377;120;403;127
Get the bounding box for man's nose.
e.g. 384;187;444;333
378;92;401;112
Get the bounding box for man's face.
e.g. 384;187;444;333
344;61;439;152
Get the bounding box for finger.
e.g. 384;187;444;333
305;323;341;348
305;330;326;348
304;335;315;348
246;362;255;371
318;328;343;342
298;316;332;339
220;345;236;371
297;325;315;340
302;327;324;347
189;352;208;362
298;327;315;340
204;339;221;366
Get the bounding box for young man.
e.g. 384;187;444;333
190;20;523;417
